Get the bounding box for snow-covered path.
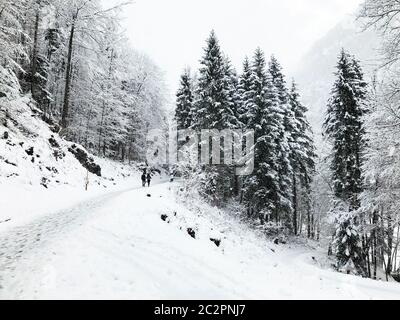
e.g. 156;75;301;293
1;182;400;300
0;184;144;296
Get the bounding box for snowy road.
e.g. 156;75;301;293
0;184;144;296
1;182;400;299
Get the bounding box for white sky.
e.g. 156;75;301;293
117;0;364;94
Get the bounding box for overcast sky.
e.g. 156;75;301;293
118;0;364;95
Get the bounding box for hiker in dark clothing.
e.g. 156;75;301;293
141;172;146;187
147;173;152;187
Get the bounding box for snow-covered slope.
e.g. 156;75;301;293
295;15;381;139
1;182;400;299
0;95;140;231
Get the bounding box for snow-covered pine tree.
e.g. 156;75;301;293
193;31;240;205
268;56;294;229
268;55;289;105
289;81;316;236
237;57;255;129
194;30;239;130
175;68;194;130
324;49;368;274
242;48;286;224
223;57;242;129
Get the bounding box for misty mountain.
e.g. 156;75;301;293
295;15;381;141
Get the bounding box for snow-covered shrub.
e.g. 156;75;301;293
256;222;289;244
330;201;365;276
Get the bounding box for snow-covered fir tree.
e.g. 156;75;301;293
191;31;240;205
242;48;286;224
267;55;294;229
175;68;194;130
289;81;316;236
324;49;368;274
194;30;239;130
237;57;254;128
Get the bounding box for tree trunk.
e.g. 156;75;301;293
307;204;311;239
386;214;394;277
372;211;378;279
292;173;298;235
61;19;75;129
31;9;40;100
98;100;106;154
233;173;239;198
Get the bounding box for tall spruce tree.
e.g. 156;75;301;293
324;49;368;274
175;68;194;130
289;81;316;236
194;30;239;130
193;31;240;205
237;57;254;128
268;55;289;105
222;56;242;129
268;56;294;228
242;48;286;222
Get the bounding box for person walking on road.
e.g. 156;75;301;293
147;173;152;187
141;172;146;187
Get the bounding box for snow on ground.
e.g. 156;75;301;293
1;181;400;300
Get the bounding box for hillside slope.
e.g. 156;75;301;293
0;95;140;231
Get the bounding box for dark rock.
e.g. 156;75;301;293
273;235;288;245
161;214;168;222
48;135;60;149
210;238;221;247
49;124;61;133
147;194;152;198
25;147;34;156
2;131;8;139
46;167;58;174
53;149;65;160
41;177;49;189
0;92;6;98
187;228;196;239
49;136;65;160
68;144;101;177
